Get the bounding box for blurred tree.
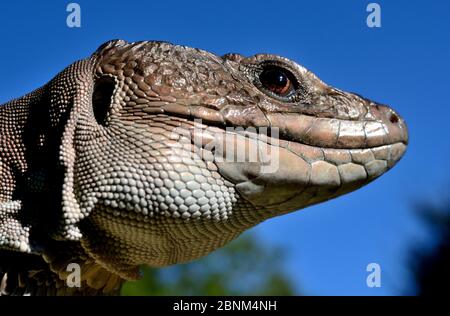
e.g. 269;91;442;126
121;233;297;295
410;201;450;296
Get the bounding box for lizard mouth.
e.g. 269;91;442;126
158;101;408;180
167;110;408;211
187;120;407;181
156;97;408;150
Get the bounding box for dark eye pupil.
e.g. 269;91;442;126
259;67;292;96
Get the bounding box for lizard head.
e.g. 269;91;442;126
85;39;408;208
0;40;406;281
56;39;407;277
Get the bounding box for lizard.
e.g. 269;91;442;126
0;39;408;295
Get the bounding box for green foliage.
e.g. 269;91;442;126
121;233;297;295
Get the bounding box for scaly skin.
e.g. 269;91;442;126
0;40;408;295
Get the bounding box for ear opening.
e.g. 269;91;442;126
92;76;117;126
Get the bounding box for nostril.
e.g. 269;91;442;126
389;113;399;124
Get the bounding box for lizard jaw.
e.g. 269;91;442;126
206;128;407;213
178;97;408;213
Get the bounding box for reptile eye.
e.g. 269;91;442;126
259;66;296;97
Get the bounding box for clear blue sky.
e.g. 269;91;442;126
1;0;449;295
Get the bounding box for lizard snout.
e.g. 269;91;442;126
367;102;409;146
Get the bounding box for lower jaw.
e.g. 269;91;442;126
213;138;407;212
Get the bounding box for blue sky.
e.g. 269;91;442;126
1;0;449;295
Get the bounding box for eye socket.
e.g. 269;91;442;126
259;66;297;97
